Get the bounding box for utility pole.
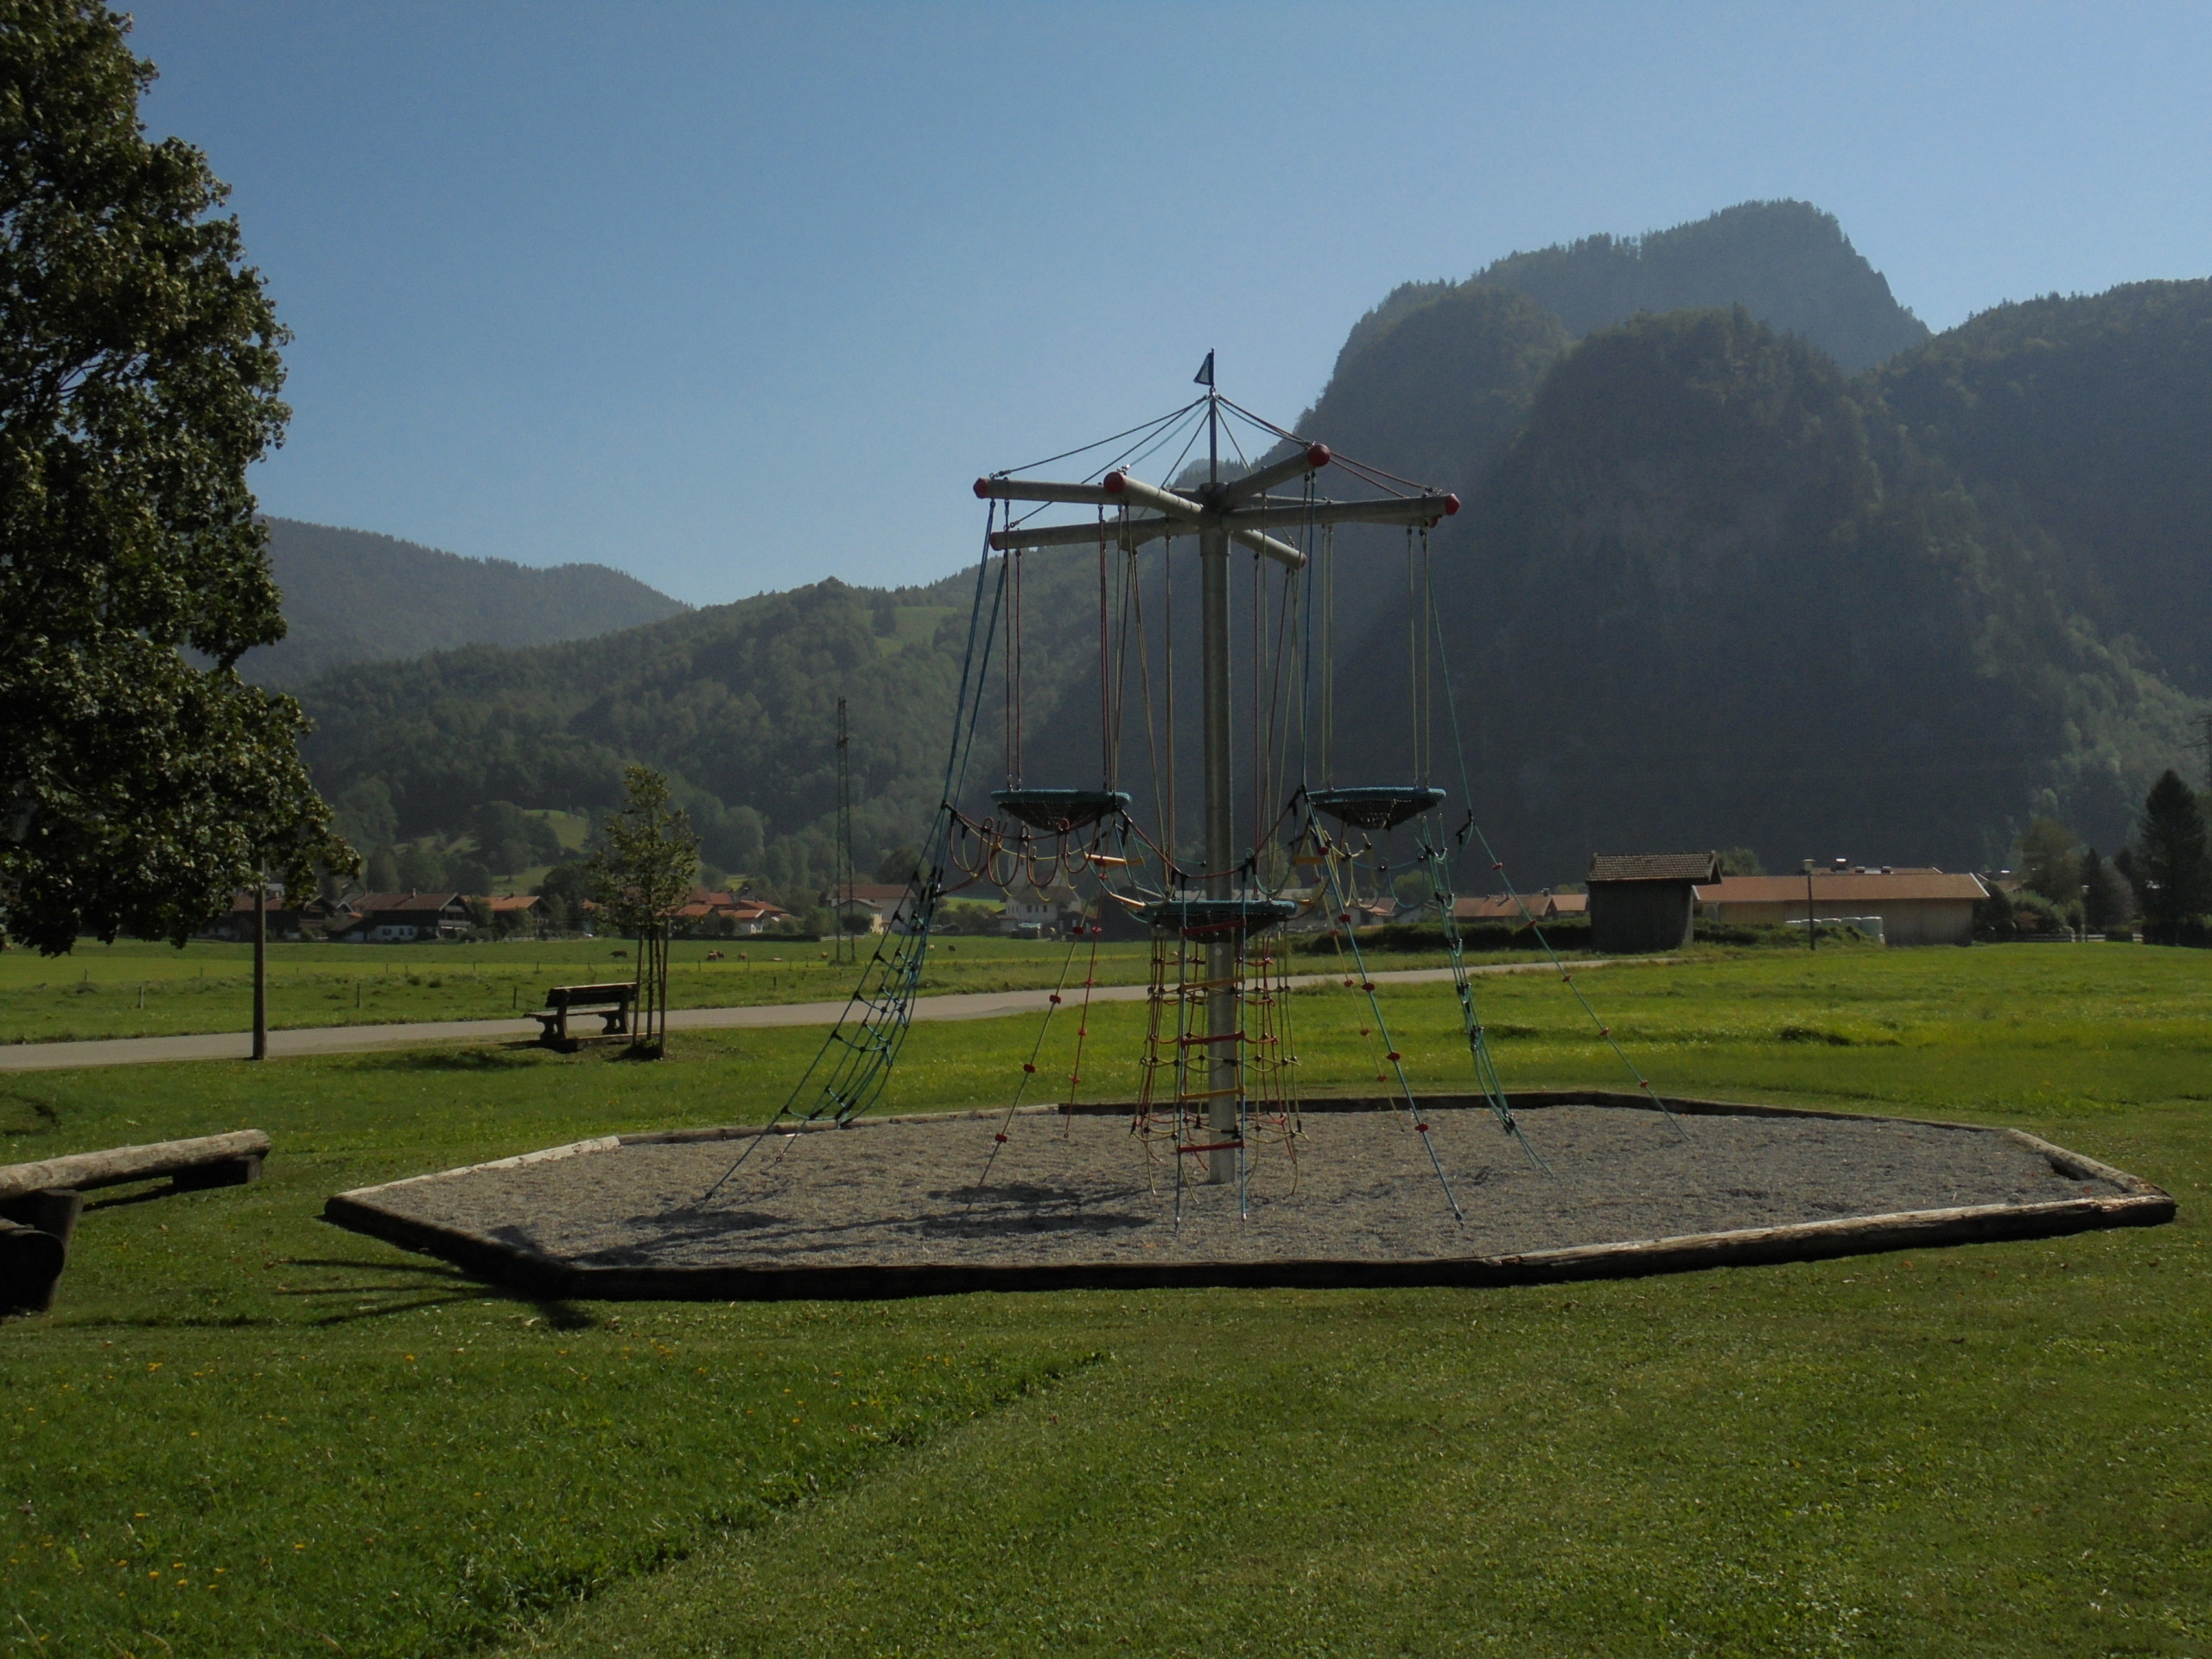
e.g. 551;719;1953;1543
836;696;854;966
977;356;1457;1182
251;861;269;1059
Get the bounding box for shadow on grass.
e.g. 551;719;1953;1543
272;1255;599;1329
85;1184;188;1211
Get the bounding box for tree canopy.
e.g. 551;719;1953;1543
2132;769;2209;941
0;2;347;951
588;766;698;1056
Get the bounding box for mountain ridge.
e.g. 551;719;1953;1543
239;518;690;686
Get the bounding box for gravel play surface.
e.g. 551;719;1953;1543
356;1102;2119;1269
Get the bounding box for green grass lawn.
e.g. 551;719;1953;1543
3;944;2207;1656
0;936;1180;1046
0;931;1565;1047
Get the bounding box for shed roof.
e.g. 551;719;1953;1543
1588;852;1721;884
833;884;912;905
1452;890;1586;922
352;891;470;912
1695;872;1988;904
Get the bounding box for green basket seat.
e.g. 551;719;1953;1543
990;788;1130;831
1141;897;1299;938
1306;785;1445;830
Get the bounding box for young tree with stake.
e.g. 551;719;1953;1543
588;766;698;1057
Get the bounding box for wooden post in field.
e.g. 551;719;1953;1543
251;863;268;1060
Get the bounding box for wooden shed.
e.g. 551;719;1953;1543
1587;852;1721;954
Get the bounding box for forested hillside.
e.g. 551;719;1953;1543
239;519;689;685
289;204;2212;893
297;563;1101;893
1875;281;2212;690
1327;308;2190;870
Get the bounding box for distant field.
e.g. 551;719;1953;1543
2;945;2206;1656
0;933;1512;1046
0;936;1154;1045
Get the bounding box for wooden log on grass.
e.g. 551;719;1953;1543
0;1130;270;1201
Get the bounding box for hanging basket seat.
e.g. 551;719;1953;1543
989;788;1130;832
1306;785;1446;831
1141;896;1299;938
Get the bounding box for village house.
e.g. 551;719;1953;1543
1001;875;1087;937
200;885;345;943
828;882;915;934
1695;868;1989;946
676;888;794;938
484;893;544;937
329;891;475;944
1279;888;1402;932
1452;890;1587;926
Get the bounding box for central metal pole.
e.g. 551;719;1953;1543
1201;392;1237;1184
1201;531;1236;1181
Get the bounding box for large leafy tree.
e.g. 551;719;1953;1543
2016;816;2083;908
0;2;348;953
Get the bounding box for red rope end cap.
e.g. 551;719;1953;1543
1414;1122;1429;1133
1022;1062;1036;1073
1048;993;1062;1004
1103;468;1128;494
994;1133;1007;1142
972;477;992;499
1443;493;1461;516
1306;442;1332;469
1387;1051;1402;1062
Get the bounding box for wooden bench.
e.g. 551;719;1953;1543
531;982;638;1049
0;1130;270;1314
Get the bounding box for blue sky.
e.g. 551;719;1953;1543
130;2;2212;605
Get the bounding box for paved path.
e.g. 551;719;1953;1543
0;960;1624;1074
